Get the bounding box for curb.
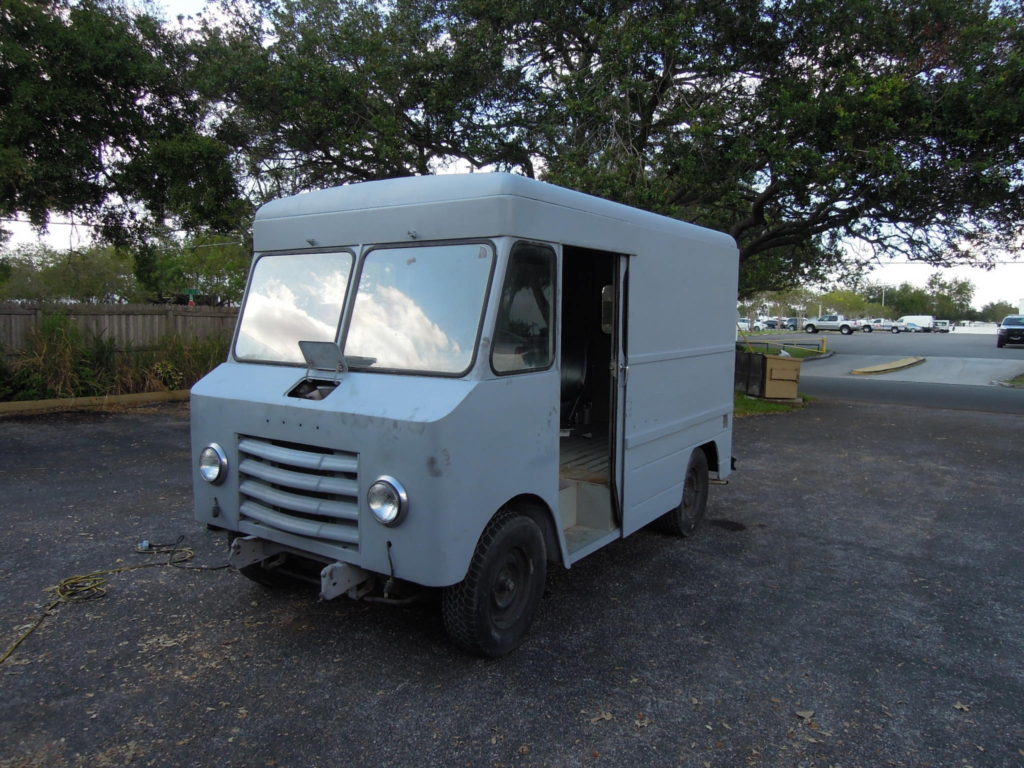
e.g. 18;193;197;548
850;357;926;376
0;389;190;416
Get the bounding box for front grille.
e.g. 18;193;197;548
237;436;359;549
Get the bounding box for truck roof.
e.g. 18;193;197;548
253;173;735;253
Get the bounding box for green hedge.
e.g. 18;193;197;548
0;314;228;401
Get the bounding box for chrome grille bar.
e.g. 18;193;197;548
239;458;358;497
240;501;359;544
237;436;359;550
238;438;357;473
239;480;358;521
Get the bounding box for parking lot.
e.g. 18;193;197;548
2;400;1022;767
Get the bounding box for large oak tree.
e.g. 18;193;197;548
0;1;243;249
2;0;1022;295
447;0;1024;293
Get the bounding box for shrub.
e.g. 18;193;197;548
2;313;229;401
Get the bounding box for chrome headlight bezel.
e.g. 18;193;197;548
367;476;409;527
198;443;228;485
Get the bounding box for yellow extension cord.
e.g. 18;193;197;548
1;541;202;665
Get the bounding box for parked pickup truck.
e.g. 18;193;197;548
803;315;858;335
861;318;904;334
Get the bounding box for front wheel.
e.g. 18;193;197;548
805;325;817;333
442;509;547;657
863;326;872;333
890;326;900;334
840;325;853;335
655;449;710;536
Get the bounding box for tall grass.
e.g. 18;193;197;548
0;313;229;401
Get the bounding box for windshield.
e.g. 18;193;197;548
344;243;493;374
1003;316;1024;327
235;251;352;363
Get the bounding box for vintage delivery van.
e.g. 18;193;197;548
191;173;739;656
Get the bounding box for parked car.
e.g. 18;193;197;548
996;315;1024;348
933;319;952;333
861;318;904;334
752;319;779;331
784;317;804;331
737;318;751;332
804;315;857;335
904;322;925;333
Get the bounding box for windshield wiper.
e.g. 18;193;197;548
344;355;377;368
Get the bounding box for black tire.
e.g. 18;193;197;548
442;509;547;657
863;326;872;333
891;326;900;334
655;449;710;536
997;339;1005;348
805;325;817;333
840;325;852;335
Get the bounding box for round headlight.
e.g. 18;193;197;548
367;476;408;526
199;443;228;484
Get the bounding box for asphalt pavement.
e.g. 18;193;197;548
765;328;1024;412
2;401;1022;767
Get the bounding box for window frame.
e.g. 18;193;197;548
231;247;356;366
338;239;497;378
489;241;558;377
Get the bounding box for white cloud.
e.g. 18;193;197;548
346;285;467;372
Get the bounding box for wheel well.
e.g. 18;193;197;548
499;494;563;567
698;441;720;474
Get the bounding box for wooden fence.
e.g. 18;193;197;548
1;304;238;356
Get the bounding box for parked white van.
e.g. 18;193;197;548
896;315;936;332
191;173;739;656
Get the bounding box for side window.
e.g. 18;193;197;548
491;243;555;374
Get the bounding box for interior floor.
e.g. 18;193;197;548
559;432;610;487
557;245;620;555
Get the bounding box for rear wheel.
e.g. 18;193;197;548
442;509;547;657
863;326;872;333
891;326;900;334
840;325;852;335
655;449;710;536
805;324;817;333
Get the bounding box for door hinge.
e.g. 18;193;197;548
617;363;629;385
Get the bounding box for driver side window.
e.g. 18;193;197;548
491;243;556;374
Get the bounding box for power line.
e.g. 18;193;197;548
868;260;1022;265
1;217;102;228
